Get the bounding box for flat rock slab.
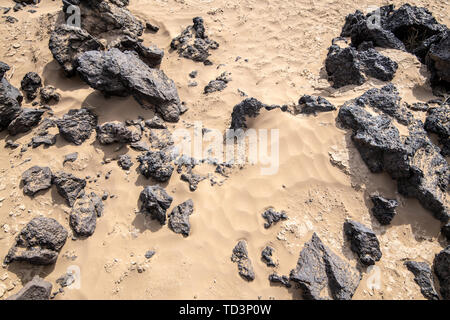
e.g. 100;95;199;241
52;171;87;207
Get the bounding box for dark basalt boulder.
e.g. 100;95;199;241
370;195;398;225
262;208;287;229
170;17;219;64
57;108;98;145
405;261;439;300
4;217;68;265
145;116;167;129
137;150;174;182
139;185;173;225
325;43;398;88
442;222;450;241
7;108;44;135
52;171;87;207
0;62;23;131
344;220;382;266
180;171;206;191
268;273;291;288
96;121;141;144
424;105;450;156
117;154;133;170
115;36;164;68
70;192;103;237
49;24;104;77
261;246;276;267
231;240;255;281
204;72;232;94
297;95;336;115
7;276;52;300
20;72;42;100
230;98;267;129
21;166;52;196
289;233;361;300
433;246;450;299
168;199;194;236
63;152;78;164
31;134;57;148
40;85;61;104
76;48;182;122
426;32;450;94
149;128;174;150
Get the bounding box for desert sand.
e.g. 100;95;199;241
0;0;449;300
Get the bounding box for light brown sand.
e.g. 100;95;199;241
0;0;449;300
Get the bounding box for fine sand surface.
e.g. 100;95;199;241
0;0;449;299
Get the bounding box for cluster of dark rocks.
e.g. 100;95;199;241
333;4;449;94
204;72;232;94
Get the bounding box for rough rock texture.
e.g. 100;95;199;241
297;95;336;115
70;192;103;237
261;246;276;267
443;223;450;241
21;166;52;196
145;116;166;129
426;32;450;93
231;240;255;281
6;276;52;300
20;72;42;100
424;105;450;156
76;48;182;122
344;220;382;266
4;217;68;265
433;246;450;299
204;72;232;94
230;98;267;129
137;150;174;182
52;171;87;207
139;185;173;225
7;108;44;135
289;233;361;300
149;129;174;150
32;134;57;148
115;36;164;68
405;261;439;300
63;152;78;164
325;43;398;88
262;208;288;228
0;61;23;131
40;85;60;104
338;94;449;223
168;199;194;236
370;195;398;225
117;154;133;170
96;121;141;144
57;108;98;145
268;273;291;288
170;17;219;64
180;171;206;191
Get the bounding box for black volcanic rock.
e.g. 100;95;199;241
297;95;336;115
289;233;361;300
344;220;382;266
7;108;44;135
262;208;287;229
442;223;450;241
139;185;173;225
40;85;61;104
137;149;174;182
0;62;23;131
405;261;439;300
370;195;398;225
424;104;450;156
7;276;52;300
231;240;255;281
268;273;291;288
204;72;232;94
70;192;103;237
20;72;42;100
52;171;86;207
261;246;276;267
96;121;141;144
117;154;133;170
230;98;267;129
433;246;450;299
57;108;98;145
21;166;52;196
4;217;68;265
168;199;194;236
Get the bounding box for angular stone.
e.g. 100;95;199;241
57;108;98;145
40;85;61;104
96;121;141;144
7;108;44;135
297;95;336;115
405;261;439;300
139;185;173;225
433;246;450;299
424;105;450;156
230;98;266;129
344;220;382;266
52;171;86;207
21;166;52;196
31;134;57;148
0;62;23;131
168;199;194;236
117;154;133;170
262;208;287;229
370;195;398;225
20;72;42;100
268;273;291;288
261;246;276;267
137;150;174;182
70;192;103;237
204;72;232;94
231;240;255;281
7;276;52;300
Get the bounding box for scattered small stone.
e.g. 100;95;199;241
168;199;194;237
370;195;398;225
261;246;276;267
231;240;255;281
344;220;382;266
262;208;288;228
63;152;78;165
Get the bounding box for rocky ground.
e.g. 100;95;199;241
0;0;448;300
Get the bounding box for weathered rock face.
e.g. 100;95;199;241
52;171;87;207
344;220;382;266
261;246;276;267
180;171;206;191
96;121;141;144
137;150;174;182
21;166;53;196
424;104;450;156
170;17;219;64
289;233;361;300
443;222;450;241
426;32;450;93
117;154;133;170
32;134;57;148
325;43;398;88
168;199;194;236
57;108;98;145
139;185;173;225
7;276;52;300
115;36;164;68
230;98;267;129
4;217;68;265
405;261;439;300
40;85;61;104
268;273;291;288
370;195;398;225
20;72;42;100
204;72;232;94
433;246;450;299
297;95;336;115
231;240;255;281
262;208;287;229
7;108;44;135
70;192;103;237
0;62;23;131
145;116;166;129
149;128;174;150
338;94;449;223
76;49;182;122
